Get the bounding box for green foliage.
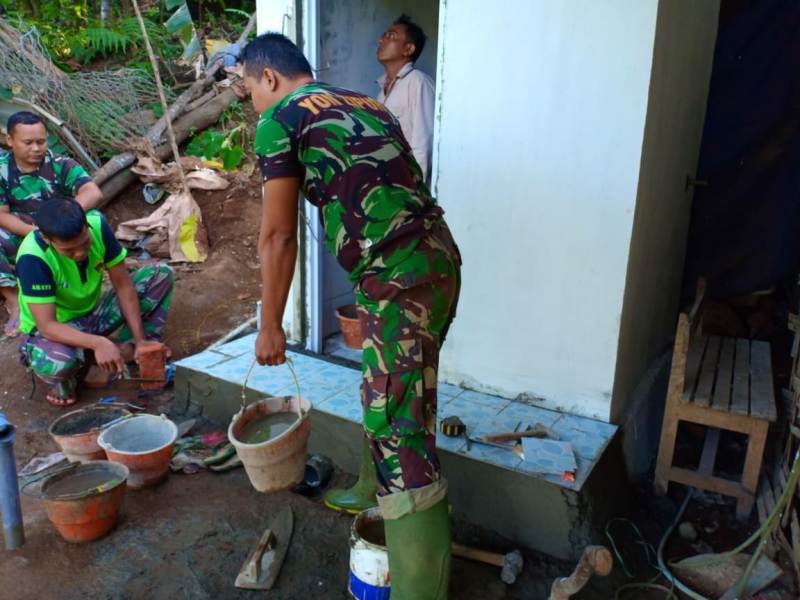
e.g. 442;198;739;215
185;101;251;171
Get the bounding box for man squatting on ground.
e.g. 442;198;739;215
14;199;175;407
0;111;104;337
243;33;461;599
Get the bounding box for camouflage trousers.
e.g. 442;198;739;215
19;264;175;398
0;226;25;288
358;221;461;496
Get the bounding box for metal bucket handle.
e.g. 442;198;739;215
240;356;304;419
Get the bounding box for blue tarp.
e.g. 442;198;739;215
682;0;800;298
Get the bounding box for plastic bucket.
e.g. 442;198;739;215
39;460;129;543
98;414;178;489
49;406;131;463
229;395;311;493
336;304;364;349
349;507;390;600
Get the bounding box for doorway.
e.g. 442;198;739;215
304;0;440;361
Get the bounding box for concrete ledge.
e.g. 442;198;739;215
174;334;624;560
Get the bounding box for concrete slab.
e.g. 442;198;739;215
174;333;623;560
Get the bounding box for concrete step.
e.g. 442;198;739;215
174;333;622;560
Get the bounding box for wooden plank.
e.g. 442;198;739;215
694;336;722;407
668;466;750;501
677;402;758;434
731;339;751;417
681;336;708;403
761;472;777;517
712;338;736;412
757;477;777;557
698;427;720;476
791;511;800;571
750;341;777;421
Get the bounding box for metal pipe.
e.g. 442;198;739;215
0;412;24;550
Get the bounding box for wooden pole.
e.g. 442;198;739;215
130;0;190;194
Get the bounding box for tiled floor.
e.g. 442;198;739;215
175;332;617;492
323;333;363;364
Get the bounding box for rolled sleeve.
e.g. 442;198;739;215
56;156;93;196
255;115;302;181
96;212;127;267
17;254;56;303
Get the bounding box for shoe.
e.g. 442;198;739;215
384;496;451;600
323;439;377;514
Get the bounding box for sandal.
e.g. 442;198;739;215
3;315;19;338
46;390;77;407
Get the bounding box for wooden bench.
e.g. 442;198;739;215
654;280;777;519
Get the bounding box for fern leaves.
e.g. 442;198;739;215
86;27;130;55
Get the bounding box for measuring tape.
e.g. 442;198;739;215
439;416;466;437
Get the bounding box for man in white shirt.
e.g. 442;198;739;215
377;15;435;183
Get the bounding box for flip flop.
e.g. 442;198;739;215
209;454;242;472
46;391;77;408
3;315;19;338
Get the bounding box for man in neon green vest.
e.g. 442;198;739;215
15;198;174;407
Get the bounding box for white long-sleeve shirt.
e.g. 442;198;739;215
377;62;435;182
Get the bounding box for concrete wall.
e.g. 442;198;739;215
318;0;438;336
610;0;720;424
434;1;660;420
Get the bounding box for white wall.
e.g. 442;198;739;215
611;1;719;423
435;1;660;420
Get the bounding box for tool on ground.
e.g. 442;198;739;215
235;505;294;590
440;416;471;451
477;423;559;444
548;545;612;600
451;543;523;584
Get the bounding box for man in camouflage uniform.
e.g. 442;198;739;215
243;34;460;599
0;111;103;337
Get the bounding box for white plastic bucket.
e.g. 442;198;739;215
98;414;177;489
349;507;390;600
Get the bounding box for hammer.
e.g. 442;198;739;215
452;543;524;584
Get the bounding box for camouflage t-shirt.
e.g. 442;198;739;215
254;82;443;282
0;151;93;219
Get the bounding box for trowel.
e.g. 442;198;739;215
234;505;294;590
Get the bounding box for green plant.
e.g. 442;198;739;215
185;127;244;170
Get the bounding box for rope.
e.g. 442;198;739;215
240;355;304;418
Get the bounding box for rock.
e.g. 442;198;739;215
678;521;698;542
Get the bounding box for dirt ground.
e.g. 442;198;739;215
0;178;795;599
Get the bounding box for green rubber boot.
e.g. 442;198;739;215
384;497;451;600
324;439;377;514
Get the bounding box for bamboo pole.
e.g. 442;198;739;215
130;0;189;194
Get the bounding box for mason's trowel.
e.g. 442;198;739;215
235;505;294;590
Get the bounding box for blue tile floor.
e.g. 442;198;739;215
175;332;617;492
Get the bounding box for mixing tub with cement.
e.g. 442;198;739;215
98;414;177;489
49;406;131;463
229;395;311;493
38;461;129;543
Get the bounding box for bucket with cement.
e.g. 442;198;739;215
229;394;311;492
49;406;131;463
229;358;311;493
98;414;177;489
31;461;129;543
349;507;390;600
